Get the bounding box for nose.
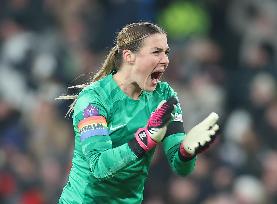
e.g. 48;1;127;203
160;53;169;65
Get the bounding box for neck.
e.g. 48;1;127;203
113;69;142;100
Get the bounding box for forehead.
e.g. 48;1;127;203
140;33;168;49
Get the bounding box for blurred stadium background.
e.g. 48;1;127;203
0;0;277;203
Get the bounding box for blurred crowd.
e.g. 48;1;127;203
0;0;277;204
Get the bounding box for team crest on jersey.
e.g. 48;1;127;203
83;104;99;118
173;112;183;122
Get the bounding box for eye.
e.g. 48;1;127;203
152;50;160;55
165;50;170;55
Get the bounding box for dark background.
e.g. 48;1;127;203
0;0;277;203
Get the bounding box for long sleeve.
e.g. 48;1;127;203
73;88;141;180
161;83;196;176
80;136;138;179
162;131;196;176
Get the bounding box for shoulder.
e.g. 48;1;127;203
77;75;112;101
73;76;112;118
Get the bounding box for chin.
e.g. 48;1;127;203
139;78;159;92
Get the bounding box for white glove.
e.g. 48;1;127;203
181;112;220;157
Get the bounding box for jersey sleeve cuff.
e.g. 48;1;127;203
164;121;184;138
128;138;146;158
178;144;195;162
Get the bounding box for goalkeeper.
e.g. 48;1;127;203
58;22;220;204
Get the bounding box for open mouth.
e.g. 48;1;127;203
150;71;163;85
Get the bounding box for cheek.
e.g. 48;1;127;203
136;65;150;76
134;67;152;86
135;57;157;75
133;64;147;77
132;68;149;86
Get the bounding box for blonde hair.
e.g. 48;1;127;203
57;22;165;116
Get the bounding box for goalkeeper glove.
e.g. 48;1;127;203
134;97;178;152
180;112;220;160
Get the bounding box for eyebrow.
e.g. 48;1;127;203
153;47;170;52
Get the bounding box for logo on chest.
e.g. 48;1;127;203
109;124;127;133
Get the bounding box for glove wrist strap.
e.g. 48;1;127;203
135;128;157;151
179;144;195;161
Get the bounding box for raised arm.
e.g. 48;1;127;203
163;110;220;176
161;83;220;176
162;102;196;176
74;90;177;180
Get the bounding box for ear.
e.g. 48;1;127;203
122;50;136;64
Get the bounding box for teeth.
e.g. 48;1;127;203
152;78;159;85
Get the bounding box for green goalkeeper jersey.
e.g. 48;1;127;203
59;74;196;204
